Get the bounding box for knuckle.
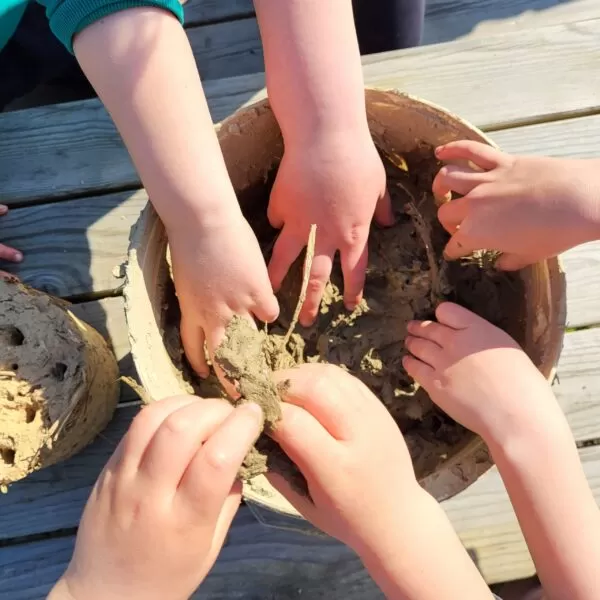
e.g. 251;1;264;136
161;411;192;436
203;446;236;473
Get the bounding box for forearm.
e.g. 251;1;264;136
489;408;600;599
254;0;368;144
358;491;493;599
73;8;239;232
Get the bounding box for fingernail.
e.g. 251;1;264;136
435;146;444;156
14;252;23;262
240;402;263;422
0;205;7;215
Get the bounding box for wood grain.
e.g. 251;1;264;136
1;19;599;205
424;0;600;44
182;0;253;27
69;297;138;402
0;506;382;600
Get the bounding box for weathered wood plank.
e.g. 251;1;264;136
0;322;598;542
424;0;600;44
2;116;599;326
183;0;254;27
0;403;598;588
69;297;138;402
0;507;381;600
0;190;146;298
1;19;599;205
187;18;263;80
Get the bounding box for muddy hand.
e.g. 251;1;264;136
0;204;23;279
403;302;556;444
49;396;262;600
267;130;393;327
267;363;425;554
167;215;279;395
433;140;600;270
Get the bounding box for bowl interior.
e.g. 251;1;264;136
126;89;566;513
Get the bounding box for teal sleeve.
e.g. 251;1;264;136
38;0;185;53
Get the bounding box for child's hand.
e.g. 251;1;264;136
403;302;555;443
433;141;600;270
50;396;263;600
267;130;394;325
0;204;23;278
168;213;279;387
268;363;425;555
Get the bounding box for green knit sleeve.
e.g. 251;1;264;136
38;0;185;53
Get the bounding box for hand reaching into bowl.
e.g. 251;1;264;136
433;140;600;269
404;302;600;598
267;130;394;326
167;209;279;391
269;363;493;599
0;204;23;279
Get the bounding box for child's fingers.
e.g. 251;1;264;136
435;302;478;330
432;165;486;200
178;403;263;519
374;188;395;227
402;355;435;388
0;270;17;280
138;399;234;492
180;316;209;378
435;141;507;171
443;227;480;260
269;403;336;480
0;204;8;215
405;336;443;368
268;227;303;293
437;197;470;234
251;290;280;324
120;396;201;473
340;236;368;311
274;364;363;440
407;320;451;347
299;245;335;328
0;243;23;263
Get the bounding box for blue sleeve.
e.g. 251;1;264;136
38;0;185;53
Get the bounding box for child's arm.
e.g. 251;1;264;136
405;303;600;599
48;396;263;600
254;0;394;325
269;363;494;599
432;140;600;268
41;4;279;383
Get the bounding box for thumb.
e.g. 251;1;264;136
374;188;395;227
495;252;533;271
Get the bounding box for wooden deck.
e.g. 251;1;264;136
1;0;600;596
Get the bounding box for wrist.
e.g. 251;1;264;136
158;187;243;236
486;404;573;467
274;94;369;150
353;485;434;561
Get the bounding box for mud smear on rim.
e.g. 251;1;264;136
162;144;526;493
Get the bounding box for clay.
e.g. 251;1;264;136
163;145;524;486
0;280;119;487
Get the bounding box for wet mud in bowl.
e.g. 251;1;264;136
125;90;566;516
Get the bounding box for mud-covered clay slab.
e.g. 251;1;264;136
0;280;119;486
